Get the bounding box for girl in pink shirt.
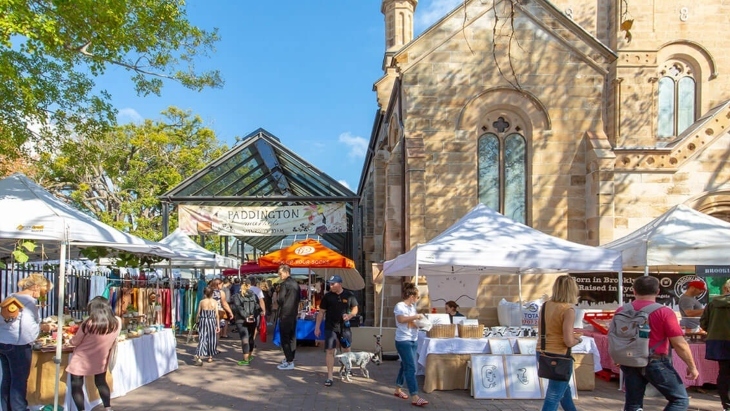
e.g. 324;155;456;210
67;296;121;411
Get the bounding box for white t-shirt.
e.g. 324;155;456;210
250;286;265;301
394;301;418;341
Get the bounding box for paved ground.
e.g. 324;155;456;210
104;331;722;411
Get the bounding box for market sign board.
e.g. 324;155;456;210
570;273;708;308
178;203;347;236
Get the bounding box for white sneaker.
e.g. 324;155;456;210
277;361;295;370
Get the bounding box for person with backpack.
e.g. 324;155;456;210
230;278;262;366
538;275;583;411
610;275;698;411
700;278;730;411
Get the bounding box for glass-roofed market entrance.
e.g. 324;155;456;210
159;128;360;262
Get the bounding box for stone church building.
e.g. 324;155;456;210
359;0;730;325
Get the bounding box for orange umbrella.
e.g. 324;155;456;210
259;239;365;290
258;238;355;269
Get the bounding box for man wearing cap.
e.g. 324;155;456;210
315;275;358;387
679;279;707;331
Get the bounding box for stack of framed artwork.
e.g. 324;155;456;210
469;353;578;399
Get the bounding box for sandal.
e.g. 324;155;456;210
394;391;409;399
237;359;250;366
207;358;213;363
411;398;429;407
324;379;333;387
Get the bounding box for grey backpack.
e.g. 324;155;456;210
607;302;663;367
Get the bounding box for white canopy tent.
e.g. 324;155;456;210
157;228;239;269
0;173;192;410
602;204;730;267
381;204;623;328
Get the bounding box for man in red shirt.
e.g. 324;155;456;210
620;276;699;411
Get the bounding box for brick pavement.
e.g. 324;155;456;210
105;334;722;411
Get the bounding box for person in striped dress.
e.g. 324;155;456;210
193;287;220;365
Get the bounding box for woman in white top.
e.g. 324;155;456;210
0;273;55;411
392;283;429;407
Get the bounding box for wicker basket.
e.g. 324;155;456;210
457;324;485;338
427;324;456;338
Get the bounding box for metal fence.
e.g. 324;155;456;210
1;265;100;319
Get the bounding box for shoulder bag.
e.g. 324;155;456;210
536;303;574;381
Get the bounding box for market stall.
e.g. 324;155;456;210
415;331;601;393
0;173;191;409
581;329;716;387
23;328;177;410
259;238;364;311
381;204;623;326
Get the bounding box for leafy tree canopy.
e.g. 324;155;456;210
37;106;228;240
0;0;222;162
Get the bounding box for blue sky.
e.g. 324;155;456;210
100;0;462;192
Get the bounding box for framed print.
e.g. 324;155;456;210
489;338;514;355
471;354;508;399
505;355;543;399
516;338;537;355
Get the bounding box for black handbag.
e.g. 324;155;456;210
537;304;574;381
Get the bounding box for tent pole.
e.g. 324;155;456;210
169;260;175;332
53;234;68;411
618;269;624;304
644;266;649;276
379;270;385;333
518;274;523;306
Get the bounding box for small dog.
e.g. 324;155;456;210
335;351;381;382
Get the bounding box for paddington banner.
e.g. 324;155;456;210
178;203;347;236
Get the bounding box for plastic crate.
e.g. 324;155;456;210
583;312;614;335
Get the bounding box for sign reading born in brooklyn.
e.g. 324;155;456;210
178;203;348;236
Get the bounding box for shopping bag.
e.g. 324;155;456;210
259;318;267;342
107;340;119;372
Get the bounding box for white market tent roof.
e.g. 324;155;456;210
383;203;623;278
602;204;730;267
158;228;239;268
0;173;185;260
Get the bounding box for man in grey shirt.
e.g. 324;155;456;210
679;280;706;330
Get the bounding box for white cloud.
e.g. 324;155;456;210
338;180;352;190
415;0;464;34
117;108;143;124
338;131;368;159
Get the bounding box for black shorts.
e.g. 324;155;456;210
324;328;352;350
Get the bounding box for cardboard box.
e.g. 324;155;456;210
573;353;595;391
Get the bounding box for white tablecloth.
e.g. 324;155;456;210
416;334;602;374
65;328;178;411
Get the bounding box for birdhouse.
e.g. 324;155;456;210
1;296;24;323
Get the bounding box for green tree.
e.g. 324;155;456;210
37;107;228;240
0;0;222;162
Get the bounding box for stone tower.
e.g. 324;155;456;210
381;0;417;68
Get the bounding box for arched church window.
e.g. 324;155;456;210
477;118;526;223
657;60;696;138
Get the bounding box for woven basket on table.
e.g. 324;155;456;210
457;324;484;338
427;324;456;338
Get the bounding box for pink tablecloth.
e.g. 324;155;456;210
581;329;718;387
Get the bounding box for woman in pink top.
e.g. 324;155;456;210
66;296;121;411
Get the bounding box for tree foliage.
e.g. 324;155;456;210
0;0;222;161
36;107;228;240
